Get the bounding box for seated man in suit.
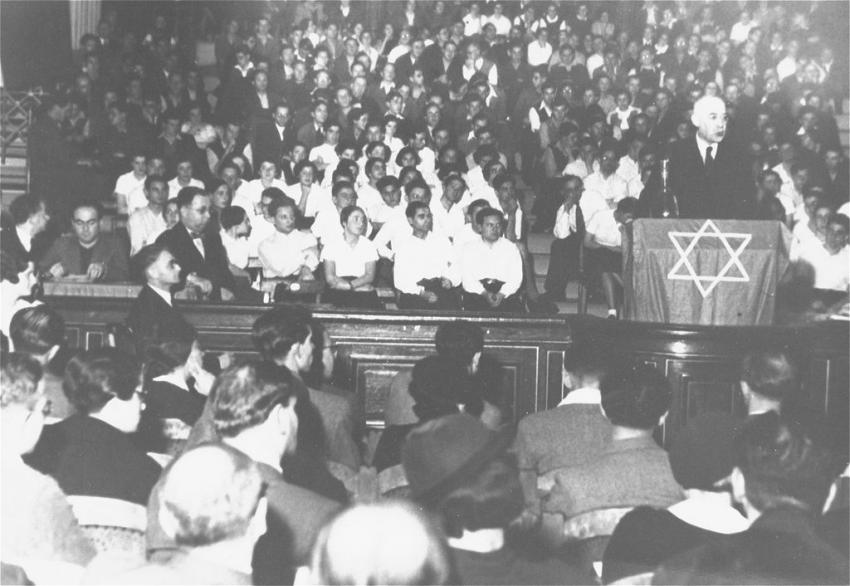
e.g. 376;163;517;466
253;102;293;173
39;200;129;282
112;444;266;585
126;242;195;345
155;186;237;301
2;195;50;262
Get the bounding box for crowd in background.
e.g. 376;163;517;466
2;0;847;316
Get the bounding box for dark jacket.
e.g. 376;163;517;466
39;233;130;282
125;284;196;344
155;223;236;298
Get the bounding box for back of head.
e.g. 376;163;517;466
158;443;264;547
409;355;482;422
311;501;455;585
251;307;311;363
63;347;140;414
434;321;483;366
740;348;798;404
600;363;671;429
220;206;247;231
9;306;65;356
735;411;836;513
669;412;740;491
210;360;297;438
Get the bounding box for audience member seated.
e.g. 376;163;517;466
126;242;196;345
137;335;213;454
147;361;340;578
1;353;96;580
602;412;750;584
655;412;849;585
460;207;524;312
113;151;149;216
166;157;205;196
394;201;461;309
127;175;169;255
112;444;266;585
258;196;321;297
322;205;380;308
39;200;129;283
543;364;682;537
1;195;51;262
402;413;592;585
514;348;613;522
0;250;39;340
218;205;252;275
584;196;638;319
155;186;237;301
308;501;455;586
9;306;75;420
310;180;365;245
25;348;161;506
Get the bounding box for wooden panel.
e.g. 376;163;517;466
46;297;848;442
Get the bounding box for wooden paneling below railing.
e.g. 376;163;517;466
48;297;849;445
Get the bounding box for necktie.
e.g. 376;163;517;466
191;233;205;258
705;146;714;171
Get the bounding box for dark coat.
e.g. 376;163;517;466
155;223;236;297
125;284;196;344
664;136;755;219
253;121;292;169
25;414;161;506
39;233;129;282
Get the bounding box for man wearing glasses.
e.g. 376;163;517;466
38;200;129;282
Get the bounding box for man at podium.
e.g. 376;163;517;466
645;96;754;220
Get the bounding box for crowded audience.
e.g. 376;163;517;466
1;1;849;585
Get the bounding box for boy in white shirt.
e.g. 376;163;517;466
167;158;205;196
258;196;320;295
394;201;460;310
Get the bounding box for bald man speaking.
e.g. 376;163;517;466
664;96;754;219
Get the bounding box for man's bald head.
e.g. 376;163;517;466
691;96;728;144
158;443;265;547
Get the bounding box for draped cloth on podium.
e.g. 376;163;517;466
624;219;792;325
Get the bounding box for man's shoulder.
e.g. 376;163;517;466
264;468;341;516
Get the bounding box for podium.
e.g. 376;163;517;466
623;219;792;325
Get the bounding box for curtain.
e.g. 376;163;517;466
69;0;101;50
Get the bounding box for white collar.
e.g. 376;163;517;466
667;492;750;534
149;284;173;307
695;134;718;162
153;370;190;392
558;386;601;406
15;223;33;252
447;528;504;553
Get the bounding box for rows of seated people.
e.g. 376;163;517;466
13;0;848;317
1;283;848;584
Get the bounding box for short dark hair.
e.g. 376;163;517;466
63;348;141;414
146;336;195;372
600;363;671;429
404;179;430;199
339;205;363;225
376;176;400;192
145;174;167;191
474;207;502;226
210;361;299;437
176;186;207;209
71;199;103;220
9;195;46;225
332;180;356;199
220;206;246;230
405;200;429;219
736;411;836;512
251;307;312;363
268;195;298;217
9;306;65;355
131;242;171;283
740;349;798;402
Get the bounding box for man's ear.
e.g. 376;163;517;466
45;344;61;365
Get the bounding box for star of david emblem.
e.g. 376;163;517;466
667;220;752;297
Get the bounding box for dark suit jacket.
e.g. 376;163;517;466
155;223;236;297
39;234;129;282
666;136;755;219
25;414;162;506
253;121;291;168
296;122;324;152
243;91;282;123
126;285;196;344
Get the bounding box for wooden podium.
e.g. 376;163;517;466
623;219;792;325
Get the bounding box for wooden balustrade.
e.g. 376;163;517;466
48;296;849;444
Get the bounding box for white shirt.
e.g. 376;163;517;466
563;158;596;179
616;155;639;184
220;230;250;269
461;58;498;87
583;171;628;209
586;208;622;249
149;284;173;307
789;221;822;262
459;236;523;296
114;171;148;215
586;53;604;78
372;207;413;259
127;206;167;254
558;387;601;407
15;224;33;253
167;177;205;197
309;143;340;170
607;106;639;130
838;202;849;218
233;178;287;217
486;14;512;36
805;244;850;291
321;236;379;278
432;200;467;243
247;216;276;257
463;13;483;37
394;232;460;294
284;183;331;218
730;21;756;45
776;56;797;81
553;203;580;239
258;229;319;278
528;102;553;133
527;41;553;68
355;183;386;221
